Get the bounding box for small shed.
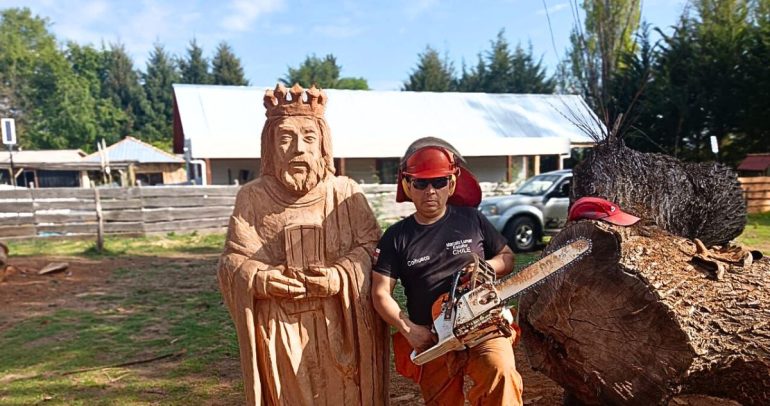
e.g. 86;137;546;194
738;153;770;177
82;136;186;186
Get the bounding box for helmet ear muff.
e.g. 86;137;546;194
401;177;412;200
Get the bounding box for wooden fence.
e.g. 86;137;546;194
0;186;238;239
739;176;770;214
0;182;520;240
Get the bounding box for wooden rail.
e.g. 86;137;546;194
739;176;770;214
0;186;238;239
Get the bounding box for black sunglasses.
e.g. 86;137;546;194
410;176;451;190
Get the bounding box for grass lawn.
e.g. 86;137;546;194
0;212;766;404
738;212;770;253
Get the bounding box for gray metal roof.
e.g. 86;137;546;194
82;136;183;164
173;84;603;159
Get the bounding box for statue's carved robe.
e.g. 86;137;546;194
218;175;389;405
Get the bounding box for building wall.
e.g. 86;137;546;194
134;163;187;185
207;155;555;185
344;158;379;184
465;156;513;183
210;158;261;185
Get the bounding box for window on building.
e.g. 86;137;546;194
375;158;399;184
136;172;164;186
539;155;559;173
38;170;80;188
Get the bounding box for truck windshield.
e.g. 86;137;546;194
514;174;561;196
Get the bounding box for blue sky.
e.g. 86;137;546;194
2;0;688;90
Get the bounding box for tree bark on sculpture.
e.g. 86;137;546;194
519;221;769;405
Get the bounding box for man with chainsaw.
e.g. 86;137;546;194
371;137;524;406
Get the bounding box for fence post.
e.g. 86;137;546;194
94;188;104;252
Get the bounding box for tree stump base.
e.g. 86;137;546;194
519;220;769;405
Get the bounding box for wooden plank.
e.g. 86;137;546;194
142;207;233;223
143;218;229;233
744;190;770;199
31;188;94;199
33;200;96;211
0;216;35;226
740;184;770;192
104;222;144;233
35;213;97;223
0;189;33;199
739;176;770;184
141;196;235;208
102;209;144;222
138;186;239;198
100;199;142;210
746;199;770;208
37;223;97;235
98;188;142;199
0;225;36;238
0;201;34;213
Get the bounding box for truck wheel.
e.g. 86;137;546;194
505;217;539;252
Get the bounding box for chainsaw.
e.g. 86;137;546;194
411;238;592;365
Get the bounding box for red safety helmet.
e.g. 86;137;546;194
568;197;640;226
396;138;481;207
402;146;458;178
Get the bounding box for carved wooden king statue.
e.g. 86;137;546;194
218;84;389;405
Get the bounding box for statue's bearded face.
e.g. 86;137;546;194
273;116;325;195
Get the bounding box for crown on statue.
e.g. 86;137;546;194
264;83;327;118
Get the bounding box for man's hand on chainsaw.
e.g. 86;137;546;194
404;322;437;354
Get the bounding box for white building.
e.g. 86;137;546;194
172;85;601;185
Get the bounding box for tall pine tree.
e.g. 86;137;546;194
142;43;179;150
101;42;149;139
211;41;248;86
509;43;555;93
283;54;369;89
179;38;211;84
403;46;455;91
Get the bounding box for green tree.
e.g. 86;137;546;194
0;8;59;147
283;54;369;89
455;31;554;93
509;42;555;93
211;41;248;86
101;42;149;139
456;55;486;92
142;43;179;150
179;38;211;84
66;43;129;148
482;30;515;93
561;0;642;118
403;46;455;91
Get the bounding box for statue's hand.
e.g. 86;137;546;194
302;266;342;297
255;267;307;299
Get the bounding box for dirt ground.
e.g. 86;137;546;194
0;255;564;405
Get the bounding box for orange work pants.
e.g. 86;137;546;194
418;336;523;406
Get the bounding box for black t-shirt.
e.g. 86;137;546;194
373;205;507;325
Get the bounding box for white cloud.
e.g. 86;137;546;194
404;0;438;20
536;2;569;16
222;0;285;32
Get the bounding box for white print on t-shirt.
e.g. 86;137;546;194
446;239;472;255
407;255;430;267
